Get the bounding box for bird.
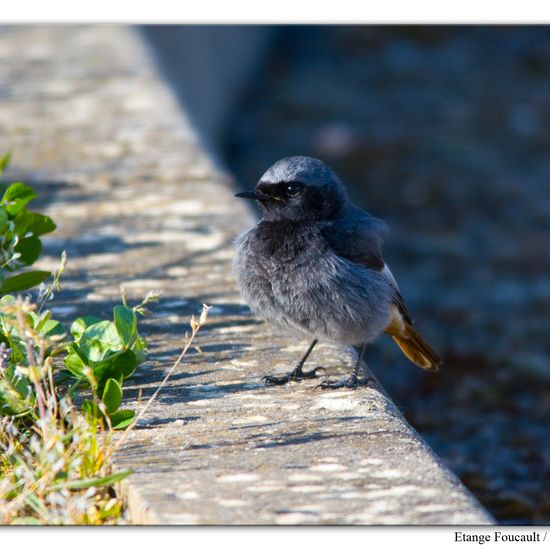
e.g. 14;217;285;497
234;156;442;388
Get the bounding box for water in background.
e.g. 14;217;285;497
223;26;550;524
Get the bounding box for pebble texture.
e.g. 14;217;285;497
0;25;493;525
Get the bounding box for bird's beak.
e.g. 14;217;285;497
235;191;265;200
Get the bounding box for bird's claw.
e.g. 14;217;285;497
262;366;326;386
262;374;292;386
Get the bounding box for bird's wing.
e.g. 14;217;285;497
322;209;412;324
381;264;412;324
322;210;441;370
322;207;388;270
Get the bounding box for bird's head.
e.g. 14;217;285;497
235;156;348;222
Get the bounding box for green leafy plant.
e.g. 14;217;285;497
0;154;154;430
66;293;158;430
0;287;158;430
0;297;210;525
0;155;142;523
0;296;130;524
0;152;56;296
0;153;211;524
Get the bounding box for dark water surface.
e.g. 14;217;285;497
223;26;550;524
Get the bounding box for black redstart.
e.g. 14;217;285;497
235;156;441;388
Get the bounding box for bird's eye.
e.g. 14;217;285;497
285;183;302;197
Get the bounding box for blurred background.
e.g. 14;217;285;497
145;25;550;524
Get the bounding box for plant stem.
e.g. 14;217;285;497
114;304;210;451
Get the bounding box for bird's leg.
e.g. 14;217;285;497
262;339;325;386
318;343;372;390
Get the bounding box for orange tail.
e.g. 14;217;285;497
385;306;442;371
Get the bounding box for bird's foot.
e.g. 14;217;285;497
317;374;372;390
262;366;326;386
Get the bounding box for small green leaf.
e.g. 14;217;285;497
0;270;50;295
9;210;55;241
79;339;109;363
13;235;42;268
30;310;65;338
38;319;66;339
22;212;56;237
1;182;36;215
48;470;132;491
29;310;49;329
113;305;136;347
64;351;86;377
112;349;137;379
93;358;119;388
102;378;122;414
109;409;135;430
82;320;122;347
70;316;102;340
79;321;123;362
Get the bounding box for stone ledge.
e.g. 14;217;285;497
0;25;494;525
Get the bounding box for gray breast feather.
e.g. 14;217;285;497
235;227;393;345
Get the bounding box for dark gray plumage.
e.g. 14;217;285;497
235;156;441;388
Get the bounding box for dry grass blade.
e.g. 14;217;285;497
114;304;211;451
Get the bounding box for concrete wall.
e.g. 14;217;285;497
141;25;273;161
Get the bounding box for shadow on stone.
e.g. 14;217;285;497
135;415;202;429
156;381;262;404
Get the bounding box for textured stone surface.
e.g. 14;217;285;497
225;27;550;524
0;25;493;525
